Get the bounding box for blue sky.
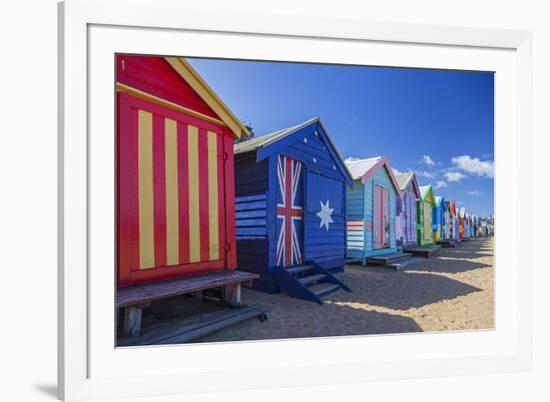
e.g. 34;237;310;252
188;58;494;217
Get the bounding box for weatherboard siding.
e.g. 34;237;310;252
234;151;268;196
234;152;272;289
346;180;365;259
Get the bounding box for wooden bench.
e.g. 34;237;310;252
117;270;259;338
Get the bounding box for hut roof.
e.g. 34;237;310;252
234;118;317;155
345;156;401;194
234;117;352;184
419;185;436;206
165;57;251;139
394;172;422;198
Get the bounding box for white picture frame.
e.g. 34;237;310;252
58;0;533;400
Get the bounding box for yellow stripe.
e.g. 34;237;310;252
165;119;180;266
207;131;219;260
188;125;200;263
138;110;155;269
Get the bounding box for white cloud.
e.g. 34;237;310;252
344;156;361;163
444;171;466;182
434;180;447;189
451;155;494;178
392;167;414;176
467;190;481;196
417;170;436;179
421;155;436;166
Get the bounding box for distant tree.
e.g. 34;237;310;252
234;121;255;144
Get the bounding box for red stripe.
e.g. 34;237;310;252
223;128;237;269
152;115;167;267
284;157;292;265
177;122;190;265
217;133;225;262
198;128;210;262
117;94;140;285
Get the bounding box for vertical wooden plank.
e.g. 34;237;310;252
266;155;278;269
424;203;432;242
152;115;167;268
165;118;180;265
373;185;382;249
138;109;155;269
187;125;200;263
117;95;139;284
409;194;415;241
207;131;220;261
198;128;211;262
177;122;190;265
216;133;225;264
382;187;389;247
223;128;237;269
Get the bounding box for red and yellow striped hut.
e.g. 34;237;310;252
116;55;250;286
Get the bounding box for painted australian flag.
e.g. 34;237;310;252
276;155;303;267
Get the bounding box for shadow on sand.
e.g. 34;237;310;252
332;268;481;311
195;292;424;342
406;257;491;274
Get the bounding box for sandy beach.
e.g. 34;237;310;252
198;237;494;342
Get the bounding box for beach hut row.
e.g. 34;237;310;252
115;56;491;338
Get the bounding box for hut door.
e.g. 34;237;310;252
275;155;304;267
117;93;227;286
423;203;432;242
304;171;345;265
408;194;416;242
374;185;390;249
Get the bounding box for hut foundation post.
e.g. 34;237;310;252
123;306;143;338
224;283;242;307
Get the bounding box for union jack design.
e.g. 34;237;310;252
276;155;303;267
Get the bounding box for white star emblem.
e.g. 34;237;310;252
316;200;334;231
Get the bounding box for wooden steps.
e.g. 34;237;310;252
118;304;269;346
273;262;351;304
287;265;316;275
310;283;342;297
366;252;423;270
117;270;259;337
403;245;441;257
436;239;457;248
367;252;413;265
298;273;326;285
384;257;423;270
